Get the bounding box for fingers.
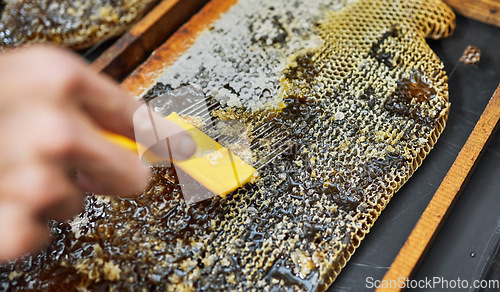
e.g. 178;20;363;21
64;105;152;195
63;57;140;139
0;45;196;161
26;106;151;196
0;45;139;139
0;102;150;196
133;104;197;162
0;107;85;221
70;132;152;196
0;45;163;261
0;165;79;263
0;161;83;221
0;201;50;263
0;103;148;261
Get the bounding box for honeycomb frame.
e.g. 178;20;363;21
0;0;456;291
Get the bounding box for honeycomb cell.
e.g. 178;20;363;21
0;0;455;291
0;0;158;49
459;45;481;65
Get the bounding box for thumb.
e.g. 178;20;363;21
133;104;196;164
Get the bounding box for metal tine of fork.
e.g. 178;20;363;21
181;111;219;129
178;103;220;132
217;135;249;147
182;105;218;125
255;143;292;170
177;98;208;116
251;133;289;151
211;127;288;158
249;132;286;151
254;126;283;143
251;125;279;142
197;114;223;134
213;123;279;149
213;124;287;150
179;99;216;117
186;111;217;127
195;101;220;115
211;123;250;142
177;98;293;166
211;123;250;141
249;123;268;136
191;104;218;119
191;103;220;120
194;111;212;123
250;122;277;139
211;132;229;142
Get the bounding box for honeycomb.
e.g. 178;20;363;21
0;0;158;49
0;0;455;291
459;45;481;65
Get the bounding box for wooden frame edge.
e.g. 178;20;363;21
443;0;500;28
120;0;238;96
378;84;500;291
91;0;209;81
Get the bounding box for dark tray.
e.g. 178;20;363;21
329;14;500;292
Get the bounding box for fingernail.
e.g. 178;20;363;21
173;132;196;161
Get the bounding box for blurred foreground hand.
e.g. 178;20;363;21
0;46;195;262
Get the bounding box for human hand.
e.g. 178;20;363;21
0;46;195;262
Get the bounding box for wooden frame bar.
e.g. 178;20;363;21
378;85;500;291
91;0;209;81
443;0;500;28
120;0;237;95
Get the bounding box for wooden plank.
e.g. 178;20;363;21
120;0;238;96
91;0;209;81
443;0;500;28
378;84;500;291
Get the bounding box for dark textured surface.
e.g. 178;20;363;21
0;0;159;49
329;14;500;292
1;0;456;289
0;1;458;290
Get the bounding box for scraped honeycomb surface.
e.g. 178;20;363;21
0;0;455;291
0;0;158;49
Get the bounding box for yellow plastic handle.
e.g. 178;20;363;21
102;113;257;197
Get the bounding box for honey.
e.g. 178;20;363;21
0;0;158;49
0;0;455;290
